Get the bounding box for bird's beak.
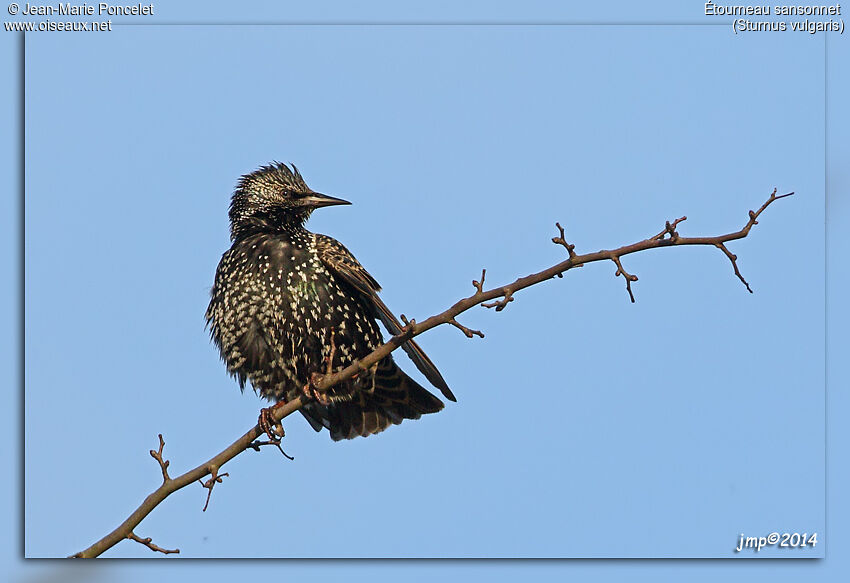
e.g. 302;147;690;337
302;192;351;208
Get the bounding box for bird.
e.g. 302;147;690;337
205;162;455;441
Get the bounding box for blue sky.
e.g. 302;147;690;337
2;0;848;581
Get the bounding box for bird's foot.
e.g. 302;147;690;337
323;327;338;375
258;401;287;441
303;373;332;406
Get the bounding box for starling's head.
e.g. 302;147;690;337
228;162;350;240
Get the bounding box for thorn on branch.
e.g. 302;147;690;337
715;242;753;293
552;222;578;259
149;434;171;484
449;317;485;338
472;269;486;295
198;466;230;512
611;256;638;303
126;532;179;555
481;289;514;312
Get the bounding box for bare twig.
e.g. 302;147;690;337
126;532;179;556
652;216;687;241
149;434;171;484
397;315;418;341
69;397;304;559
71;189;792;558
715;242;752;293
248;438;295;460
472;269;486;294
198;467;229;512
552;222;578;259
481;289;514;311
610;255;638;303
449;318;485;338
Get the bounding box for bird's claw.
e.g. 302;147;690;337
258;402;286;441
304;374;332;406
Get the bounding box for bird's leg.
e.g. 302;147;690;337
258;401;287;441
324;326;337;376
302;326;337;406
303;374;333;406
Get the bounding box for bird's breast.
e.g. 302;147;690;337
208;232;384;401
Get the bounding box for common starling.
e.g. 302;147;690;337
206;163;455;440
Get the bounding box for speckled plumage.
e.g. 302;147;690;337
206;163;454;440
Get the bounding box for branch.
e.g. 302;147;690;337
198;467;229;512
610;255;638;303
150;434;171;484
449;318;485;338
70;398;304;558
70;188;792;558
126;532;179;555
552;221;578;259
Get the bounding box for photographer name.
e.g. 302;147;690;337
21;2;153;16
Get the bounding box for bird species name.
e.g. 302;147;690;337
704;3;844;32
704;3;841;15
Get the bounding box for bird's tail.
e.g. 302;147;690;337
300;357;444;441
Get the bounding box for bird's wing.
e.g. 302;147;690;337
315;234;456;402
